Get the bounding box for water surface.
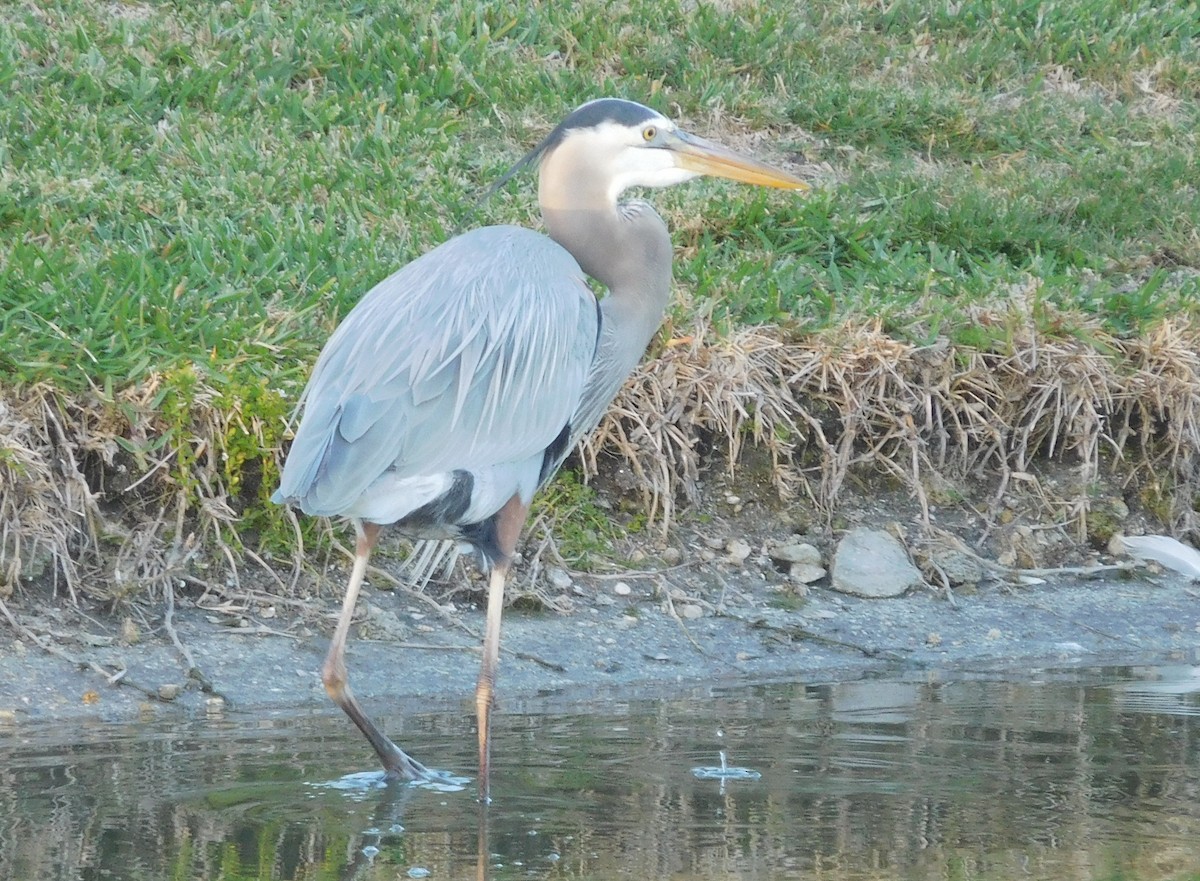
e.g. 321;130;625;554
2;666;1198;880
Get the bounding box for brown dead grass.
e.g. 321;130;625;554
3;306;1200;600
0;378;258;602
585;308;1200;541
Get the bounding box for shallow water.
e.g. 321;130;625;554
2;666;1199;880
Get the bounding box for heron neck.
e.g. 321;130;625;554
542;201;675;440
541;201;673;324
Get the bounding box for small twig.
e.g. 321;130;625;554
284;506;305;595
510;649;567;672
1001;563;1130;578
926;528;1132;582
0;597;164;701
723;608;911;662
211;623;302;640
163;579;197;670
163;579;222;696
658;580;711;658
572;561;698;580
1024;600;1137;645
184;575;320;610
243;546;289;595
923;558;958;608
331;538;477;636
355;641;475;652
355;628;564;671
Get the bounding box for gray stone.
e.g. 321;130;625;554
157;684;182;701
18;541;56;580
725;539;753;565
928;548;985;586
768;540;822;566
789;563;827;584
358;604;411;641
547;567;573;591
831;528;924;598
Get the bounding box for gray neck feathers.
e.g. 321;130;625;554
542;201;674;439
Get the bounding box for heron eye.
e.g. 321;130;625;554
642;125;657;142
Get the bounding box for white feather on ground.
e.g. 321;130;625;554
1121;535;1200;580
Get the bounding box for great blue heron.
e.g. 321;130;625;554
273;98;806;800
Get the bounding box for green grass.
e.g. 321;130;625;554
1;0;1198;538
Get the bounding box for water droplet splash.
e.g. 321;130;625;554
692;750;761;781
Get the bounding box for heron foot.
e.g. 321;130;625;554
380;742;433;782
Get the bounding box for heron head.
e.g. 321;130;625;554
492;98;808;210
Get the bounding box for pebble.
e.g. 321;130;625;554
929;548;985;586
661;547;683;565
680;604;704;620
613;581;632;596
768;541;822;566
158;684;182;701
725;539;752;565
830;528;923;598
547;567;573;591
360;604;409;640
789;563;826;584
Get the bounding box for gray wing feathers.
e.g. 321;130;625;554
276;226;597;517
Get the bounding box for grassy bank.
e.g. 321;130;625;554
1;0;1198;598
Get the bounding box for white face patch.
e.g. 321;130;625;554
541;116;700;208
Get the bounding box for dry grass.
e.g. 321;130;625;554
0;377;261;602
4;306;1200;600
586;302;1200;541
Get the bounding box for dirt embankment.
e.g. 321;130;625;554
2;470;1199;728
3;310;1200;723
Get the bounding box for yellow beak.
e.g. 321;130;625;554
671;130;809;190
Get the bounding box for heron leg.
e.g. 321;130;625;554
323;521;431;781
475;494;528;803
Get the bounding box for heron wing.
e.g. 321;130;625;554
276;225;598;517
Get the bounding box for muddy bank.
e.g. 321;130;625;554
2;557;1198;729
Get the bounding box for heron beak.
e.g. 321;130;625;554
671;131;809;190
